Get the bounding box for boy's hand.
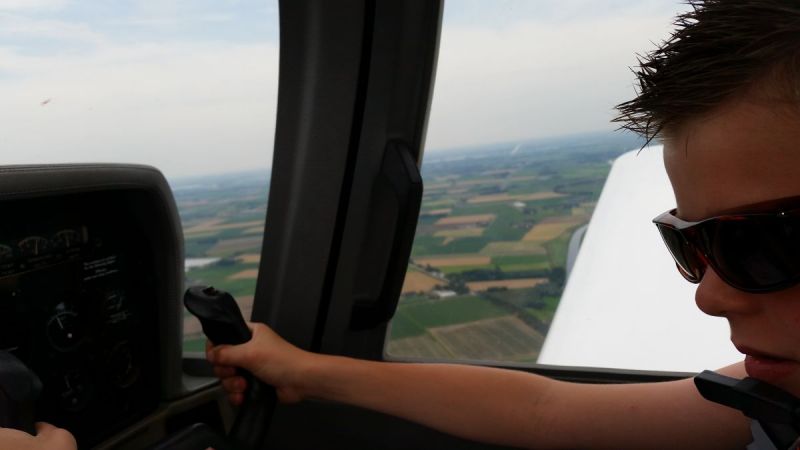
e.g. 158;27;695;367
0;422;77;449
206;322;313;406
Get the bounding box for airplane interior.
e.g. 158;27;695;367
0;1;702;449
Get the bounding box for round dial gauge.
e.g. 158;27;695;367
107;342;140;388
52;229;81;250
0;245;13;263
18;236;49;257
46;310;86;352
57;369;91;412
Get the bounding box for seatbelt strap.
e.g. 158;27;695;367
695;370;800;450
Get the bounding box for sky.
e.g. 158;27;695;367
0;0;687;178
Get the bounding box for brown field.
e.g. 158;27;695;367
227;269;259;280
507;176;538;182
385;334;453;359
416;255;491;267
467;191;565;204
184;219;265;236
479;241;548;256
482;169;513;176
182;231;218;240
466;278;548;292
435;214;496;226
446;188;469;195
523;216;586;242
236;253;261;264
433;227;484;238
402;271;445;294
208;236;264;256
429;316;544;361
183;218;224;232
422;208;452;217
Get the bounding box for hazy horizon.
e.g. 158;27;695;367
1;1;684;178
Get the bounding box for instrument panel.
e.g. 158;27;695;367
0;191;162;448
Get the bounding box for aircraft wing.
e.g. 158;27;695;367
538;146;742;373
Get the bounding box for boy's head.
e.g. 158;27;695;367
614;0;800;142
616;1;800;394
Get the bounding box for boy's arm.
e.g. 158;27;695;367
304;357;749;449
208;323;750;449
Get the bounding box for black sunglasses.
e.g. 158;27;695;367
653;207;800;293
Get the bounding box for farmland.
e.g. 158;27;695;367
172;131;643;359
391;130;642;362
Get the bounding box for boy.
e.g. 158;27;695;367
208;0;800;448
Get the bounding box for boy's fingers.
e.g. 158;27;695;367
228;393;243;406
34;422;77;447
207;345;244;366
222;376;247;394
35;422;56;434
213;365;237;379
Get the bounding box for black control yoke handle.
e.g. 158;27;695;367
184;286;277;449
0;351;42;436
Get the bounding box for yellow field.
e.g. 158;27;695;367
184;219;265;236
423;199;456;208
523;216;586;242
208;236;263;256
183;218;224;232
227;269;259;280
479;241;547;256
571;201;596;217
402;271;445;294
467;191;565;204
236;254;261;264
416;255;492;267
434;227;484;238
466;278;548;291
435;214;495;226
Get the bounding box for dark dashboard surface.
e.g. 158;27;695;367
0;189;166;448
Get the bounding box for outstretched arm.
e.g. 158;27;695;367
208;323;750;449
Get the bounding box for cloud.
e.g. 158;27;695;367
0;0;688;176
0;13;105;45
0;0;68;12
0;41;279;178
425;9;680;151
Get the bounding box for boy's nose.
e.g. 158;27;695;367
695;269;759;317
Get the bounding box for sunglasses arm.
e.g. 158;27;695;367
694;370;800;449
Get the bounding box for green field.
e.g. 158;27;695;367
388;309;428;339
174;132;643;356
491;254;551;271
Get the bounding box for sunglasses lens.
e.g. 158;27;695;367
656;224;705;283
712;217;800;291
